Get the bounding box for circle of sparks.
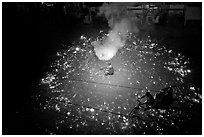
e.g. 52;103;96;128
35;32;201;135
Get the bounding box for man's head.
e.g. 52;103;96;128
145;92;152;97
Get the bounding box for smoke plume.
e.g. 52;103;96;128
93;2;139;61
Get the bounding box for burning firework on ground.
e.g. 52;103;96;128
33;2;201;135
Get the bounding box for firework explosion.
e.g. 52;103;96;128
93;3;139;61
35;31;201;134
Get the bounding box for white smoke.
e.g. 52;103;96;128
93;2;139;61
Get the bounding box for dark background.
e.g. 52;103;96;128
3;2;202;134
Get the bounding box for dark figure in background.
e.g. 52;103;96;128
138;87;175;110
129;87;179;134
129;87;177;132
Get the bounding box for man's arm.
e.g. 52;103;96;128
138;94;146;100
